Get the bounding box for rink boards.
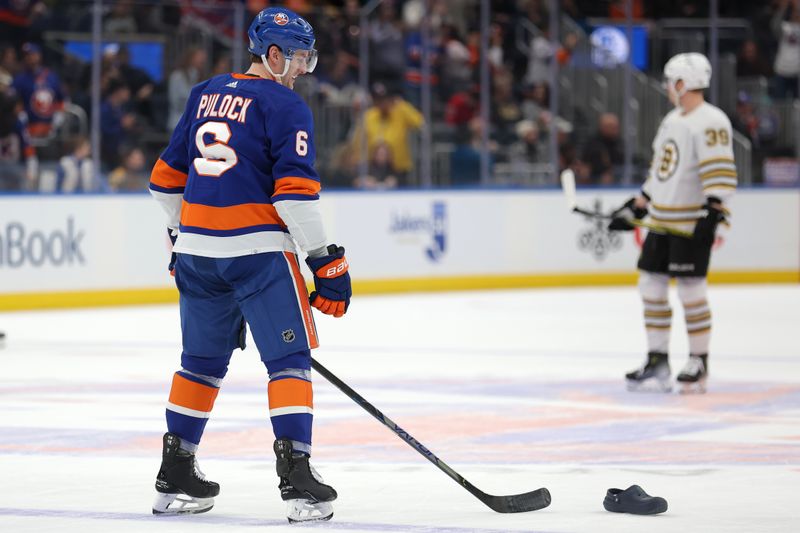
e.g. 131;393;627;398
0;188;797;309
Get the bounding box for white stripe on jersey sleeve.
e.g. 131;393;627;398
150;188;182;229
274;199;328;255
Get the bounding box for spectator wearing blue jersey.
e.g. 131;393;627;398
100;79;137;169
12;42;64;140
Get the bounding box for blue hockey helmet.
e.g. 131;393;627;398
247;7;318;74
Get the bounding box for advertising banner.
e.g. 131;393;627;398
1;188;797;309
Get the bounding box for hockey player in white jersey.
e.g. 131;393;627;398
608;52;737;393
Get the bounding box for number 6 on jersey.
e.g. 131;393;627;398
194;121;237;177
296;130;308;156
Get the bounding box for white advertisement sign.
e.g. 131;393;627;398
0;196;172;293
0;189;797;303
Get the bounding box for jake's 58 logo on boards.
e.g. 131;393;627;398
389;201;447;262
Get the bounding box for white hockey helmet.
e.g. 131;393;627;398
663;52;711;92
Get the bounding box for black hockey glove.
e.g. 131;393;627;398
693;201;725;244
167;228;178;275
608;197;648;232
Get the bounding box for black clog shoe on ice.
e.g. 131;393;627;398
603;485;668;515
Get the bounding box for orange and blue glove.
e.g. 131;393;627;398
306;244;351;318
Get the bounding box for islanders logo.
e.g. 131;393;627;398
274;12;289;26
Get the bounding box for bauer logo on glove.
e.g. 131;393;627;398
306;244;352;318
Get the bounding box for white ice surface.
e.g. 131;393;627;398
0;285;798;532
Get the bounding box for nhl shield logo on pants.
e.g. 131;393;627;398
282;329;296;343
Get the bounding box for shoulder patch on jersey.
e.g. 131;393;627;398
225;80;238;88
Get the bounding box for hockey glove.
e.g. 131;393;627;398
608;197;648;232
167;228;178;276
693;201;725;244
306;244;351;318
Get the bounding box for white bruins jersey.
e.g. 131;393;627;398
642;102;737;231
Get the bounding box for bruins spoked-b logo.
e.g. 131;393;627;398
656;139;679;181
282;329;295;343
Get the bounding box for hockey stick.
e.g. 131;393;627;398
310;357;551;513
559;169;693;239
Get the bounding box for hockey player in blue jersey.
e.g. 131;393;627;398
148;8;351;523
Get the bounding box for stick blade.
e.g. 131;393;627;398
482;487;551;513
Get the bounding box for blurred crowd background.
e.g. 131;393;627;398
1;0;799;193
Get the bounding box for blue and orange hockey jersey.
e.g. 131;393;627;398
12;68;65;137
150;73;327;258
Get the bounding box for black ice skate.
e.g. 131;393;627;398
626;352;671;392
676;354;708;394
152;432;219;515
274;438;337;523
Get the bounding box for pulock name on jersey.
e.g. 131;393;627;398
195;94;254;123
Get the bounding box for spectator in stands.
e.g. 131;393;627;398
402;9;442;107
0;45;18;81
737;39;774;78
317;50;360;106
581;112;623;185
524;22;552;86
732;91;779;151
772;0;800;98
445;86;479;127
521;82;547;118
210;53;232;77
104;0;138;34
438;24;472;102
488;23;505;70
0;1;48;44
115;45;155;121
56;136;96;193
339;0;363;61
351;82;424;183
510;119;546;164
0;73;37;191
354;142;399;190
508;119;547;183
369;1;405;92
12;42;65;140
109;146;149;192
168;47;207;130
491;67;523;145
450;116;494;185
100;79;137;169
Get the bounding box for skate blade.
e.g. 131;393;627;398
286;499;333;523
152;492;215;515
679;378;707;394
288;512;333;524
626;378;672;393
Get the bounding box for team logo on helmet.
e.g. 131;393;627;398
274;12;289;26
